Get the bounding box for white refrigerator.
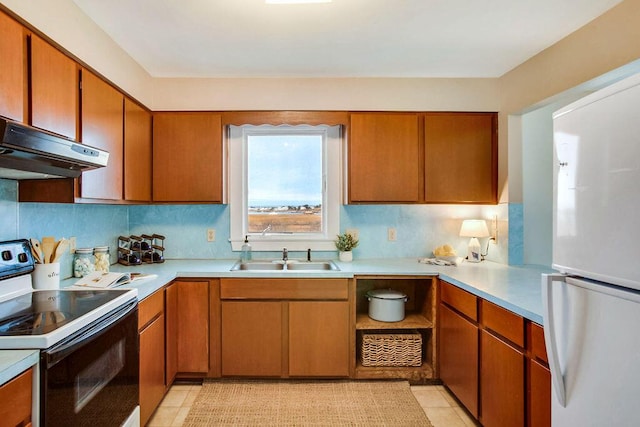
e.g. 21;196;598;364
543;72;640;426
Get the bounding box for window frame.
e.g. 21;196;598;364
228;124;343;252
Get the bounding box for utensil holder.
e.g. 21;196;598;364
32;263;61;290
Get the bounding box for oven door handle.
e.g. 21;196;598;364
44;299;137;363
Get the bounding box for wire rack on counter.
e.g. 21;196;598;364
118;234;165;266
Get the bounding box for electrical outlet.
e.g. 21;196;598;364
69;237;76;254
346;228;359;241
207;229;216;242
387;227;397;241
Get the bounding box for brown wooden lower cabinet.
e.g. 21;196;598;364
138;289;166;426
0;366;33;427
221;301;283;376
528;359;551;427
438;281;550;427
219;278;350;378
139;313;166;426
174;280;210;375
220;300;350;378
289;301;350;377
480;329;525;427
439;303;479;418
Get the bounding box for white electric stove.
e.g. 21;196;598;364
0;239;140;427
0;239;137;349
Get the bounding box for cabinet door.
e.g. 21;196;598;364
439;303;479;418
424;113;497;203
0;11;26;122
153;112;223;202
176;281;210;374
0;367;32;427
139;314;166;426
80;70;124;200
124;98;152;201
30;34;77;139
221;301;283;376
480;330;525;427
349;113;421;202
528;359;551;427
289;301;350;377
165;282;178;386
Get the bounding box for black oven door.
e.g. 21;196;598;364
40;300;139;427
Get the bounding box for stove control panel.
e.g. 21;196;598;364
0;239;35;281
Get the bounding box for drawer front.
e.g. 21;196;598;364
440;281;478;321
530;322;548;363
481;299;525;347
138;289;164;330
220;278;348;300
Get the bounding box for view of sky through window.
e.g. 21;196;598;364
247;133;323;233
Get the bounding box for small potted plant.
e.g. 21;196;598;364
335;232;359;262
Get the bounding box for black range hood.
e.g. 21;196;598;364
0;118;109;180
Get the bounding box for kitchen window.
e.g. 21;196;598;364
228;124;342;252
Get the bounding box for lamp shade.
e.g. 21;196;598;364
459;220;490;238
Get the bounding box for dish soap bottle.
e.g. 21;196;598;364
241;235;252;262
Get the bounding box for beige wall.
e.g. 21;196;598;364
151;77;499;112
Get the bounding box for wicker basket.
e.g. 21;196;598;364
361;330;422;367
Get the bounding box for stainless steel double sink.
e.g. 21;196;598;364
230;260;340;271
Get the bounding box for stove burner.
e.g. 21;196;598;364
0;311;73;335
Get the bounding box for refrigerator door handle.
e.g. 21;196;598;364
542;273;567;407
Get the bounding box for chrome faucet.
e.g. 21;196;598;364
261;224;272;236
282;248;288;262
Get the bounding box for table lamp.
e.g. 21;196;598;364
460;219;490;263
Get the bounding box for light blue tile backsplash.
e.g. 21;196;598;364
508;203;524;265
0;180;18;241
341;204;491;259
17;202;129;278
129;203;503;261
129;204;231;259
1;179;522;277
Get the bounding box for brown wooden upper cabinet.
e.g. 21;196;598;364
124;98;152;202
80;69;124;200
0;10;26;122
349;112;421;203
153;112;223;202
424;112;497;204
30;34;78;139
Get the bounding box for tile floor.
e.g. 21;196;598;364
147;383;478;426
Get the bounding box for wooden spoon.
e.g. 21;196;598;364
30;238;43;264
51;238;68;263
41;236;55;264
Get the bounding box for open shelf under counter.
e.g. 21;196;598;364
356;313;433;330
353;276;437;383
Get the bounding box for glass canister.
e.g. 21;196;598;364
73;248;95;278
93;246;110;273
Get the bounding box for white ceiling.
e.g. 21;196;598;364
72;0;622;78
